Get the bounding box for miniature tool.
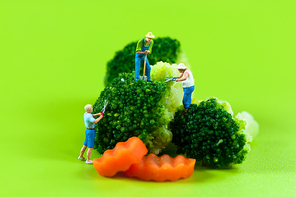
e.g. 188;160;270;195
101;100;108;113
164;77;178;83
140;54;148;81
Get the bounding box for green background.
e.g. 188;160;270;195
1;0;295;196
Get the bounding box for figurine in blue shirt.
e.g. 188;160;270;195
78;104;104;164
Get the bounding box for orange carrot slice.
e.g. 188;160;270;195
93;137;148;177
124;154;196;182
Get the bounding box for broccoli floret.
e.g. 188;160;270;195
236;111;259;142
170;97;251;168
93;72;173;155
104;37;181;87
151;62;185;115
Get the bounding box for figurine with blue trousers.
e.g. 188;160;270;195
175;63;195;115
135;32;155;82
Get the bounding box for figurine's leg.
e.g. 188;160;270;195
87;148;93;161
145;58;151;81
135;55;141;81
80;145;87;157
79;130;89;160
182;89;186;108
84;129;95;162
181;92;188;116
183;86;194;109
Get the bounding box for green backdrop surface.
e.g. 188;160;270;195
0;0;295;196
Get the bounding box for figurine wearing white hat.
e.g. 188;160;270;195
135;32;155;82
175;63;195;115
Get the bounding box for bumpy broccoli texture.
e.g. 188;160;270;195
93;72;174;155
170;97;250;168
104;37;181;86
95;59;258;168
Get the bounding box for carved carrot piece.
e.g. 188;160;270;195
124;154;196;182
93;137;148;177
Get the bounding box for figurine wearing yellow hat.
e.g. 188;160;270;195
135;32;155;82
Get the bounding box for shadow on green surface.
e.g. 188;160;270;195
194;164;240;181
100;171;203;183
88;163;241;184
90;167;241;184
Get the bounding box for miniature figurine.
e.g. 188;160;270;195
78;104;104;164
135;32;155;82
175;63;195;115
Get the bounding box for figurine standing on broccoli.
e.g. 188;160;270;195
135;32;155;82
175;63;195;115
78;104;105;164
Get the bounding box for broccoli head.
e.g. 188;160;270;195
170;97;251;168
104;37;181;87
93;72;173;155
151;61;185;115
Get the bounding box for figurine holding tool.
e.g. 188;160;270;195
175;63;195;115
78;101;108;164
135;32;155;82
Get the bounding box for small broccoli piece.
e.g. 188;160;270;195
170;97;251;168
236;111;259;143
93;72;173;155
104;37;181;87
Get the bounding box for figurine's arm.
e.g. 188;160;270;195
94;115;104;123
148;40;153;53
176;72;189;82
136;39;146;54
93;113;101;117
177;72;184;79
135;40;153;54
137;50;150;55
145;40;154;54
136;51;147;54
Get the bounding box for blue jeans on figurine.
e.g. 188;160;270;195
135;53;151;81
183;85;195;109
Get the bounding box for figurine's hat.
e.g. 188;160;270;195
145;32;155;38
176;63;187;69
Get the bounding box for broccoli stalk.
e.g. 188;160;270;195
104;37;185;87
169;97;258;168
